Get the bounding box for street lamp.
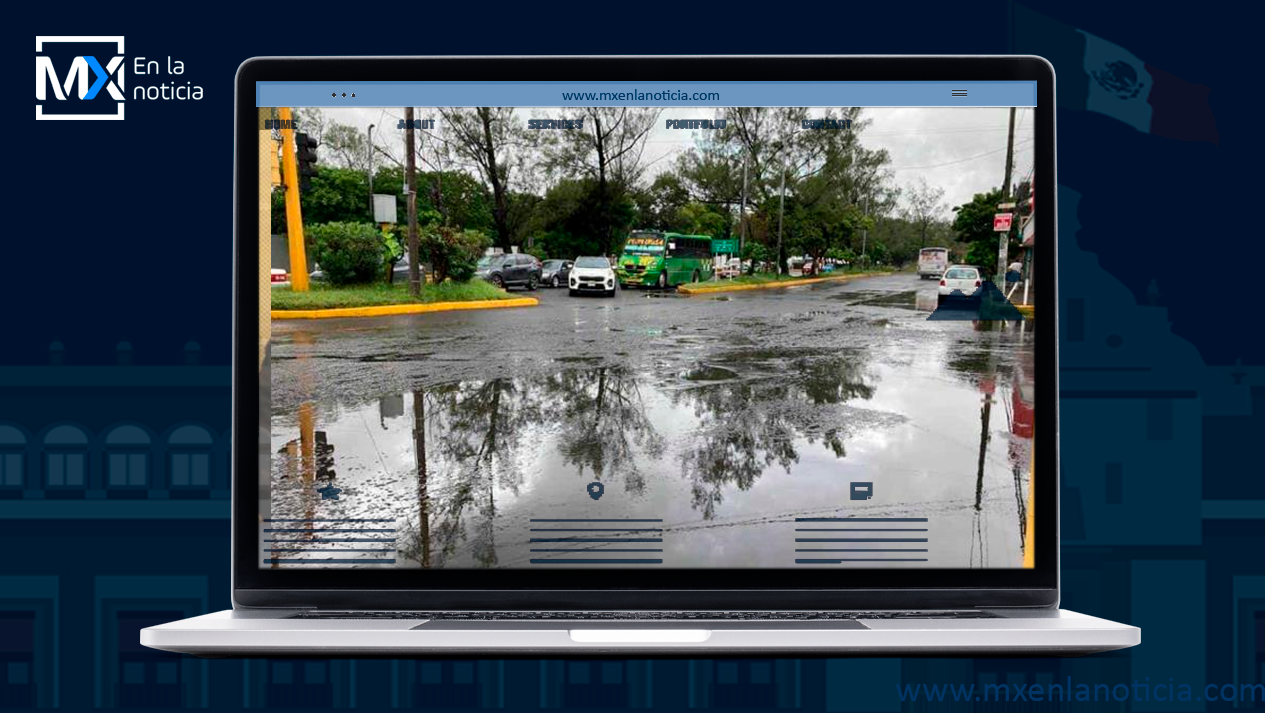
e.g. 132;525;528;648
367;124;375;216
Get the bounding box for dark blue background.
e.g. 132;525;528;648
7;1;1262;710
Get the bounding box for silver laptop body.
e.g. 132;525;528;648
142;55;1139;656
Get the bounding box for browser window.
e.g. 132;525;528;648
257;81;1037;570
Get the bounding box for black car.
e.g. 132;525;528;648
474;253;542;290
541;259;573;288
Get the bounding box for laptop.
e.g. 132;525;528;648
141;55;1139;655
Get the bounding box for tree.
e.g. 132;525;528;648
540;108;660;252
904;176;945;248
371;167;495;235
437;108;523;250
531;178;636;259
740;242;769;274
275;166;370;236
701;108;890;272
321;121;370;173
292;108;327;145
867;239;889;266
677;202;729;237
632;173;691;230
952;189;1020;271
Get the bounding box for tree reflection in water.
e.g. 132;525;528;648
398;353;882;563
674;352;876;520
398;378;543;568
545;366;664;495
401;367;661;568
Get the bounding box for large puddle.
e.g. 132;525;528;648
265;316;1035;570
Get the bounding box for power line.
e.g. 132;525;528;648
886;138;1033;171
865;125;1013;137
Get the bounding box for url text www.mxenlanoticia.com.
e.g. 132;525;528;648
898;679;1264;704
559;90;721;102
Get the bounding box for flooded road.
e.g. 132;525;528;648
266;273;1035;570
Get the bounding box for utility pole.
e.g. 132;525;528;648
861;194;869;270
997;106;1016;285
405;108;421;297
278;107;309;292
367;124;375;216
776;167;786;274
740;154;748;251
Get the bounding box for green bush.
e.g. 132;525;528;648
741;242;770;275
525;242;549;261
381;228;403;265
421;227;491;283
380;228;404;283
308;222;385;285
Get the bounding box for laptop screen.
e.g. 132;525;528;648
256;80;1037;571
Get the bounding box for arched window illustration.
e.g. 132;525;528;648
0;425;26;491
167;426;213;491
104;425;151;490
43;425;88;491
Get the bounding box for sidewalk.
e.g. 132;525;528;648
1005;279;1035;317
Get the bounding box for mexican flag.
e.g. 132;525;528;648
1013;4;1219;145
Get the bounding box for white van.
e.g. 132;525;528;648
918;247;950;279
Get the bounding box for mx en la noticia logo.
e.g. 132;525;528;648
35;36;125;121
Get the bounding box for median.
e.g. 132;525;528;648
271;281;537;320
676;271;891;295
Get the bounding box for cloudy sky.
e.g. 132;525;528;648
314;106;1034;220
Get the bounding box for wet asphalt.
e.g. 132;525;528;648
267;273;1036;570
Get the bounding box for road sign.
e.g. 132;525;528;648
993;213;1014;232
711;238;739;254
997;202;1017;210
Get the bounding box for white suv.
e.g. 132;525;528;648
569;256;617;297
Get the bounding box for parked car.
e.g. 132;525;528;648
270;268;289;287
788;256;818;276
568;256;617;297
715;257;742;279
541;259;573;288
475;252;541;290
388;253;427;285
937;264;983;304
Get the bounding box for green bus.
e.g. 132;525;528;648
616;231;714;288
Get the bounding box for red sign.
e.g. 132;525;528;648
993;213;1014;232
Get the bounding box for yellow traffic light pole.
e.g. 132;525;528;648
278;107;310;292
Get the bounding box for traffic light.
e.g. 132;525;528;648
295;132;318;190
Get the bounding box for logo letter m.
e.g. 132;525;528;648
36;56;125;100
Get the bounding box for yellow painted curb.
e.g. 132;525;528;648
677;272;891;295
272;297;538;320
